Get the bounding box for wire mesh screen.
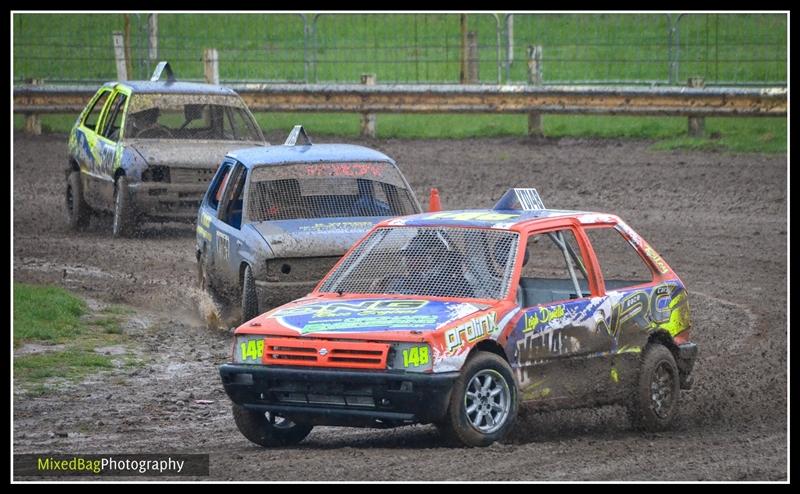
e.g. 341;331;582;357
125;93;262;141
246;165;417;222
320;226;520;300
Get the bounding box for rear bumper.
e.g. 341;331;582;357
676;342;698;390
128;182;207;220
219;363;458;427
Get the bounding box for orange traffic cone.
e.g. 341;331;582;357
428;188;441;212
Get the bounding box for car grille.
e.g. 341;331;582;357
263;337;389;370
169;167;216;185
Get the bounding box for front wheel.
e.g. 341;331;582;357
436;352;518;447
241;264;259;322
232;404;313;447
627;343;681;431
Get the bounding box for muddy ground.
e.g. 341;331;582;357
12;131;787;481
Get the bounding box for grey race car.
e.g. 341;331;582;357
196;126;423;322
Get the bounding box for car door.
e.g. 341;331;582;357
506;224;613;407
580;223;665;398
72;87;112;210
211;162;248;292
90;88;130;210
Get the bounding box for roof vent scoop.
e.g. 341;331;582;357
284;125;312;146
494;188;545;211
150;61;176;83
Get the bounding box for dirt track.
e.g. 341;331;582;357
12;131;787;481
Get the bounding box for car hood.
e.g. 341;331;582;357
260;296;489;335
126;139;265;168
252;217;385;258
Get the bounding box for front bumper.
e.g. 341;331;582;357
128;182;207;220
219;364;458;427
676;342;698;390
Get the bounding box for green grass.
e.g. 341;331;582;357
13;283;87;346
13;13;787;85
14;348;115;382
15;112;786;153
13;282;140;389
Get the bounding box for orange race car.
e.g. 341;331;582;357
220;188;697;447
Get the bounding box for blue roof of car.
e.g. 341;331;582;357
227;144;396;168
380;208;592;230
108;80;236;95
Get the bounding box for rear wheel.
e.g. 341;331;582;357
241;264;259;322
112;176;135;238
65;171;90;230
627;343;680;431
436;352;518;447
232;404;313;447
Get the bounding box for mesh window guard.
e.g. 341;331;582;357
320;226;520;300
247;175;417;222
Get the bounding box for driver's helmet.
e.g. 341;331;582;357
401;231;451;275
130;107;160;132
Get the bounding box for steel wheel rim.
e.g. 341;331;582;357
650;361;675;419
465;369;511;434
265;411;295;430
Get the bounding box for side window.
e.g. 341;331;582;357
218;165;247;229
100;92;128;141
83;90;111;132
584;226;654;291
518;228;590;306
207;163;232;211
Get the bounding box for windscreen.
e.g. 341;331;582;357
320;226;519;300
125;93;262;141
246;162;418;221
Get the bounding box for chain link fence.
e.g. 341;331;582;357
13;13;786;86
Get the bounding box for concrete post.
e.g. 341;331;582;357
24;79;42;136
113;31;128;81
527;45;543;137
688;77;705;137
360;74;376;138
204;48;220;85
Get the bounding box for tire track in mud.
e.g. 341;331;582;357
13;132;786;480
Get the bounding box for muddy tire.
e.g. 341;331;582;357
436;352;518;447
232;404;313;448
241;264;259;322
112;176;135;238
65;171;90;230
627;343;680;431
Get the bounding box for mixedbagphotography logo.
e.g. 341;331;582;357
14;454;209;477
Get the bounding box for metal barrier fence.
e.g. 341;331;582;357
13;13;787;87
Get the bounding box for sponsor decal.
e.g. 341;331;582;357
196;225;212;241
216;232;229;261
200;212;213;228
522;305;566;334
277;300;429;318
297;221;374;232
444;312;498;353
643;244;670;274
